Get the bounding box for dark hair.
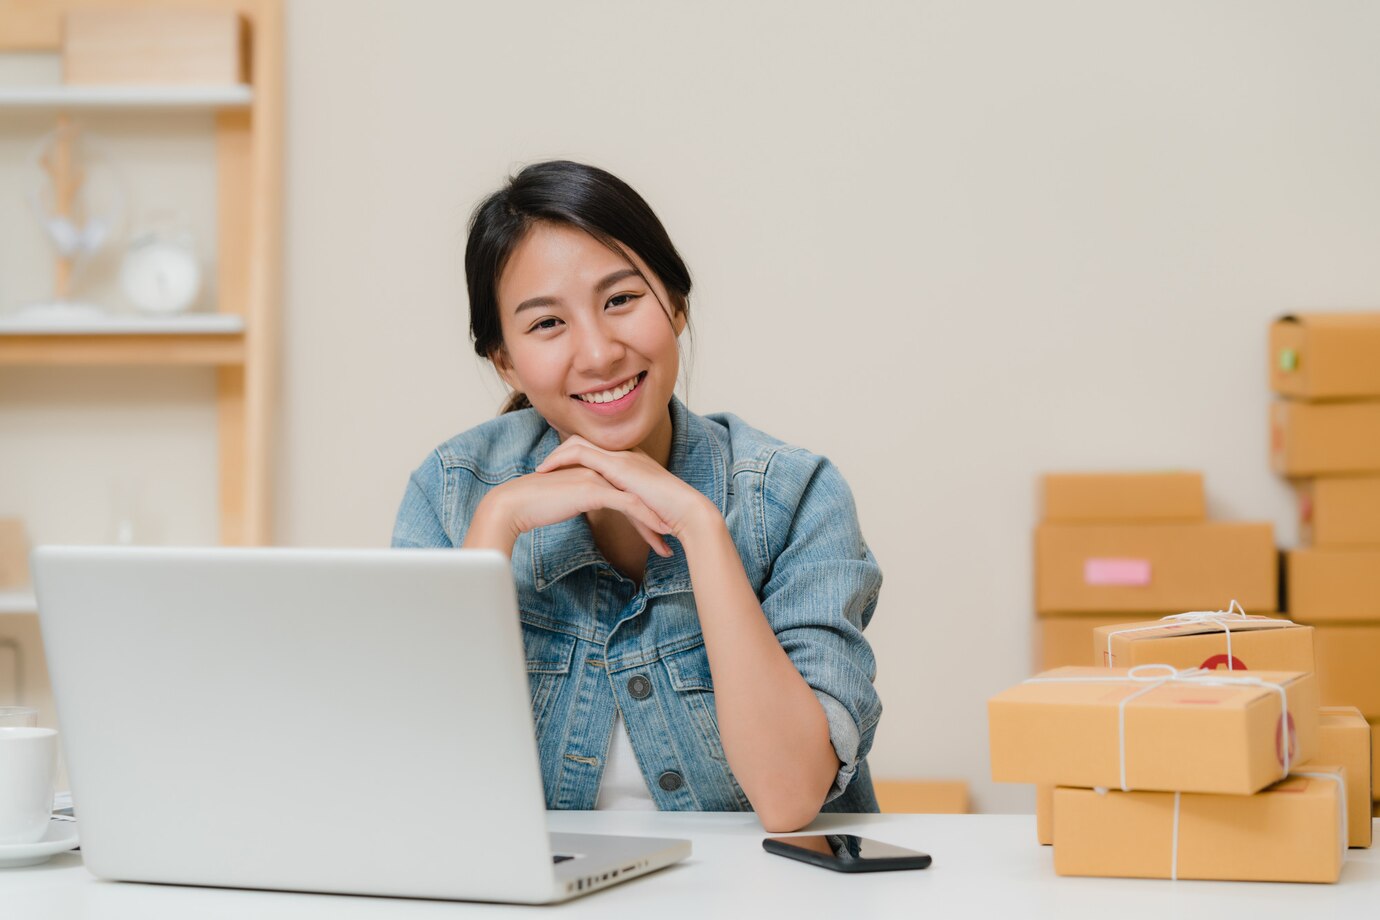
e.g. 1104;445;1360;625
465;160;693;414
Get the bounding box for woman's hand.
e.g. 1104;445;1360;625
534;435;719;543
465;464;675;557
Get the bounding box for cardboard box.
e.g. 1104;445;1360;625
1094;615;1313;673
1373;720;1379;803
988;667;1318;794
1271;399;1380;476
1037;615;1158;672
1052;767;1346;882
1298;707;1372;847
1286;549;1380;622
0;518;30;589
62;10;249;85
1042;472;1205;524
1035;522;1277;615
1037;784;1053;846
873;780;969;814
1270;312;1380;400
1313;625;1380;718
1297;476;1380;548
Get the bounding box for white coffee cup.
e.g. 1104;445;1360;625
0;727;57;844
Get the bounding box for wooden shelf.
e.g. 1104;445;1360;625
0;590;37;615
1;0;282;545
0;84;252;110
0;333;244;366
0;313;245;335
0;313;246;365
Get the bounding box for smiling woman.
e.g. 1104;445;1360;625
391;161;884;832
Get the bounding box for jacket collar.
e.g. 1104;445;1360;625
530;395;726;597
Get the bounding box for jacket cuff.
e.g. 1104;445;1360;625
814;690;862;804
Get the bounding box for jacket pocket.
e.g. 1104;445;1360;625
521;621;577;731
661;643;725;763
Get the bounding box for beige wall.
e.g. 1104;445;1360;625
6;0;1380;812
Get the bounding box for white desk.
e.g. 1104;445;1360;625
8;812;1379;918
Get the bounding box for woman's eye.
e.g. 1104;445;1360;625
531;317;561;332
607;293;642;309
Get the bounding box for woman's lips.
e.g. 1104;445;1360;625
571;371;646;416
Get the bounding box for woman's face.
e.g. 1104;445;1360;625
492;221;686;459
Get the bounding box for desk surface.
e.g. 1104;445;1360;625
9;812;1380;918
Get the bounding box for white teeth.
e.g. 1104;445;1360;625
578;373;641;404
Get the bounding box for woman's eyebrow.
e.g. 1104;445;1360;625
515;268;642;314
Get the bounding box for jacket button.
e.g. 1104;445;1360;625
658;770;684;792
627;674;652;700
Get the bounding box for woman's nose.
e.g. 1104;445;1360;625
572;319;626;372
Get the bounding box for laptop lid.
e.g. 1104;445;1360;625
33;546;565;901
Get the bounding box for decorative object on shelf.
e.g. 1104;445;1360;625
19;118;127;320
62;9;249;86
0;519;31;590
120;218;203;315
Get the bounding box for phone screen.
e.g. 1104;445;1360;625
763;834;932;872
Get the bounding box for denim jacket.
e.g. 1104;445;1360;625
391;395;882;813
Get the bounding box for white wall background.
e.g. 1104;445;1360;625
5;0;1380;812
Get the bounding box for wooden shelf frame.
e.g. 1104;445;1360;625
0;0;283;545
0;83;253;108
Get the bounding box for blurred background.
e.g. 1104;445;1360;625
2;0;1379;813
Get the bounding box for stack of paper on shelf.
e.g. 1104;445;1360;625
1270;311;1380;815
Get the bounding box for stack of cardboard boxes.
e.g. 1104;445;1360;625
989;613;1372;880
1269;312;1380;820
1034;472;1277;670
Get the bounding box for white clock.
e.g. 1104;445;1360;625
119;232;202;314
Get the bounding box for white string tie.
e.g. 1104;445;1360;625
1170;791;1182;880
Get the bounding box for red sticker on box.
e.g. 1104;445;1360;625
1084;558;1152;586
1276;712;1297;767
1200;654;1248;671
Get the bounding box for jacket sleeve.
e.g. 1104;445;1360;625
756;449;883;805
390;451;454;548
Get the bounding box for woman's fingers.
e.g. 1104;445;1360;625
540;441;637;492
609;489;673;549
627;516;672;557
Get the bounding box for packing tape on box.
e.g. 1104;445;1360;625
1149;772;1347;881
1025;664;1294;791
1102;599;1296;672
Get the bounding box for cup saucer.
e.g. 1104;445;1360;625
0;819;80;868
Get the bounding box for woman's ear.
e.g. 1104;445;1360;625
673;308;688;337
489;346;520;391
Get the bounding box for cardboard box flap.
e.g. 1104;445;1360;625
1277;312;1380;329
1014;666;1308;710
1097;614;1294;643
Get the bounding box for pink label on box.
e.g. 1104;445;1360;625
1084;557;1152;586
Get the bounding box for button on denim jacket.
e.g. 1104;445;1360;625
391;395;882;813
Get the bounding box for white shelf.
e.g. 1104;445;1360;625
0;313;245;335
0;84;253;110
0;590;37;615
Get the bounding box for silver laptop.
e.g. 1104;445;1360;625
32;545;689;903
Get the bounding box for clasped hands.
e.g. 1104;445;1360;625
490;434;718;556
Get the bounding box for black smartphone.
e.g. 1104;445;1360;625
762;834;932;873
